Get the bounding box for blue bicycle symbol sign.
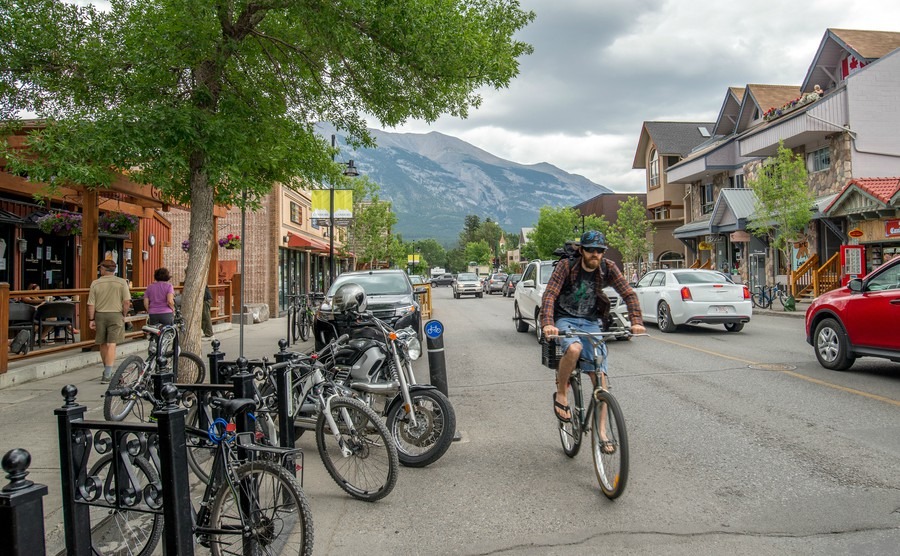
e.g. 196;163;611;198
424;320;444;339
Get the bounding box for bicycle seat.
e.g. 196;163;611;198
211;397;257;419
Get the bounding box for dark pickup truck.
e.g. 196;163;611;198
431;273;455;287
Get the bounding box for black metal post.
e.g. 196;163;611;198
273;340;296;475
208;339;225;384
1;448;49;556
152;383;194;555
426;334;448;398
54;385;91;556
329;134;336;287
231;358;255;438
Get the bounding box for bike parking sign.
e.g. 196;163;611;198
424;320;444;339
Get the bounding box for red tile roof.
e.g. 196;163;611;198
848;177;900;204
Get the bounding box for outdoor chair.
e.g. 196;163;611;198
8;302;36;344
33;301;77;348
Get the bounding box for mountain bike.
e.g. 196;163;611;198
287;292;322;343
89;395;314;556
103;324;206;421
545;329;638;500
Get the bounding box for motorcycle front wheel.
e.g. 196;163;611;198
386;388;456;467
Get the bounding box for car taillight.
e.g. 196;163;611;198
680;286;692;301
743;286;751;299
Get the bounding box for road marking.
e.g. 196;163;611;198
649;335;900;408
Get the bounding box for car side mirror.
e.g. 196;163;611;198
521;279;535;288
848;279;863;292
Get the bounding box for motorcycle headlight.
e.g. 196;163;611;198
406;336;422;360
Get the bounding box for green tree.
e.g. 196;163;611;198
413;239;446;273
459;214;482;246
504;231;520;250
0;0;534;353
607;196;654;269
349;189;397;270
464;240;492;266
529;206;608;259
746;141;814;281
447;247;467;273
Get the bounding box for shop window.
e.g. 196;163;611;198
652;206;670;220
701;184;715;214
729;174;745;189
649;149;660;189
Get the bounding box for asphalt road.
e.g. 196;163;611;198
306;286;900;555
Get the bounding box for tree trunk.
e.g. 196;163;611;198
182;151;214;358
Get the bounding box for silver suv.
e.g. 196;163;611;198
454;272;483;299
514;259;631;342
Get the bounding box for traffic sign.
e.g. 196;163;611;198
424;320;444;339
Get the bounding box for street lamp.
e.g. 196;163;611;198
329;133;359;287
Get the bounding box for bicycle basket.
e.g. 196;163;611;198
541;339;562;370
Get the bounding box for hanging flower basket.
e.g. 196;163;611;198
99;211;139;235
181;239;191;252
36;212;82;236
218;234;241;250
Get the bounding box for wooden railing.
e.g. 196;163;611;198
790;254;819;299
1;281;233;374
815;252;841;296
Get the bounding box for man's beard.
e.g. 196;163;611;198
582;256;600;271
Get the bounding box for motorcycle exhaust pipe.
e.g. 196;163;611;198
349;380;400;395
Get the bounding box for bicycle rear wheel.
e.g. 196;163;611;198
103;355;145;422
316;396;399;502
88;454;162;556
558;376;582;458
174;350;206;384
298;311;311;342
209;460;314;556
186;404;216;485
290;307;302;343
591;389;629;500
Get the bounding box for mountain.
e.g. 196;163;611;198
337;128;611;244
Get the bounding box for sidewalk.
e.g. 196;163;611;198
752;299;810;319
0;316;312;555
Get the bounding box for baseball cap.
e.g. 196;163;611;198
580;230;607;249
99;260;117;271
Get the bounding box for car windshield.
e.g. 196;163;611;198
409;275;425;284
495;274;507;280
458;273;478;281
328;273;411;296
673;271;730;285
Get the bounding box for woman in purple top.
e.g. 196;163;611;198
144;267;176;326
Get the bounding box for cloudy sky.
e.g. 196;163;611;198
369;0;900;193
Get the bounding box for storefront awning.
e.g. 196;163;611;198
673;218;711;239
0;208;24;225
286;231;329;251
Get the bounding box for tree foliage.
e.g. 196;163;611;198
607;196;654;268
0;0;534;352
529;206;608;259
464;240;492;266
746;141;814;269
348;183;397;270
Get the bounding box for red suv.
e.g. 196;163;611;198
805;255;900;370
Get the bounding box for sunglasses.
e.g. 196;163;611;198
582;246;606;254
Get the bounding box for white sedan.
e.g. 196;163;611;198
634;269;752;333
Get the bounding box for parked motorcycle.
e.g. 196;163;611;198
313;283;456;468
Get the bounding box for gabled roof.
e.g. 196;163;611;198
825;177;900;215
802;28;900;92
632;121;715;168
711;188;758;225
736;84;801;133
713;87;745;136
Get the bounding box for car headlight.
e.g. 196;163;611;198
396;304;417;318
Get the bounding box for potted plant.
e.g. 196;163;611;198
36;212;82;236
99;211;139;235
130;291;146;313
219;233;241;250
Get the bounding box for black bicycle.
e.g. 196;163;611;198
545;329;634;500
89;395;314;555
751;284;789;309
287;292;321;343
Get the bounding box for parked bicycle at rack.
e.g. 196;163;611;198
88;392;314;556
287;292;323;343
103;324;206;421
751;284;792;309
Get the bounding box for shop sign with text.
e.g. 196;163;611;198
885;219;900;238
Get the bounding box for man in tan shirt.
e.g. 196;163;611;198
88;259;131;382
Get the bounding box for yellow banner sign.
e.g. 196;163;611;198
311;189;353;225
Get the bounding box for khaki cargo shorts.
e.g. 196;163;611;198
94;312;125;344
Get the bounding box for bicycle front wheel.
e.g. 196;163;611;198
209;460;314;556
103;355;145;422
558;376;583;458
316;396;399;502
298;311;311;342
591;389;629;500
89;454;163;556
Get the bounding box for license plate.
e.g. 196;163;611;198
711;306;731;314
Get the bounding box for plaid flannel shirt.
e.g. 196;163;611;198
540;257;643;328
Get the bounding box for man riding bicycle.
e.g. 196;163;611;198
541;231;646;426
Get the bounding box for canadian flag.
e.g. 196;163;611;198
841;54;868;80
